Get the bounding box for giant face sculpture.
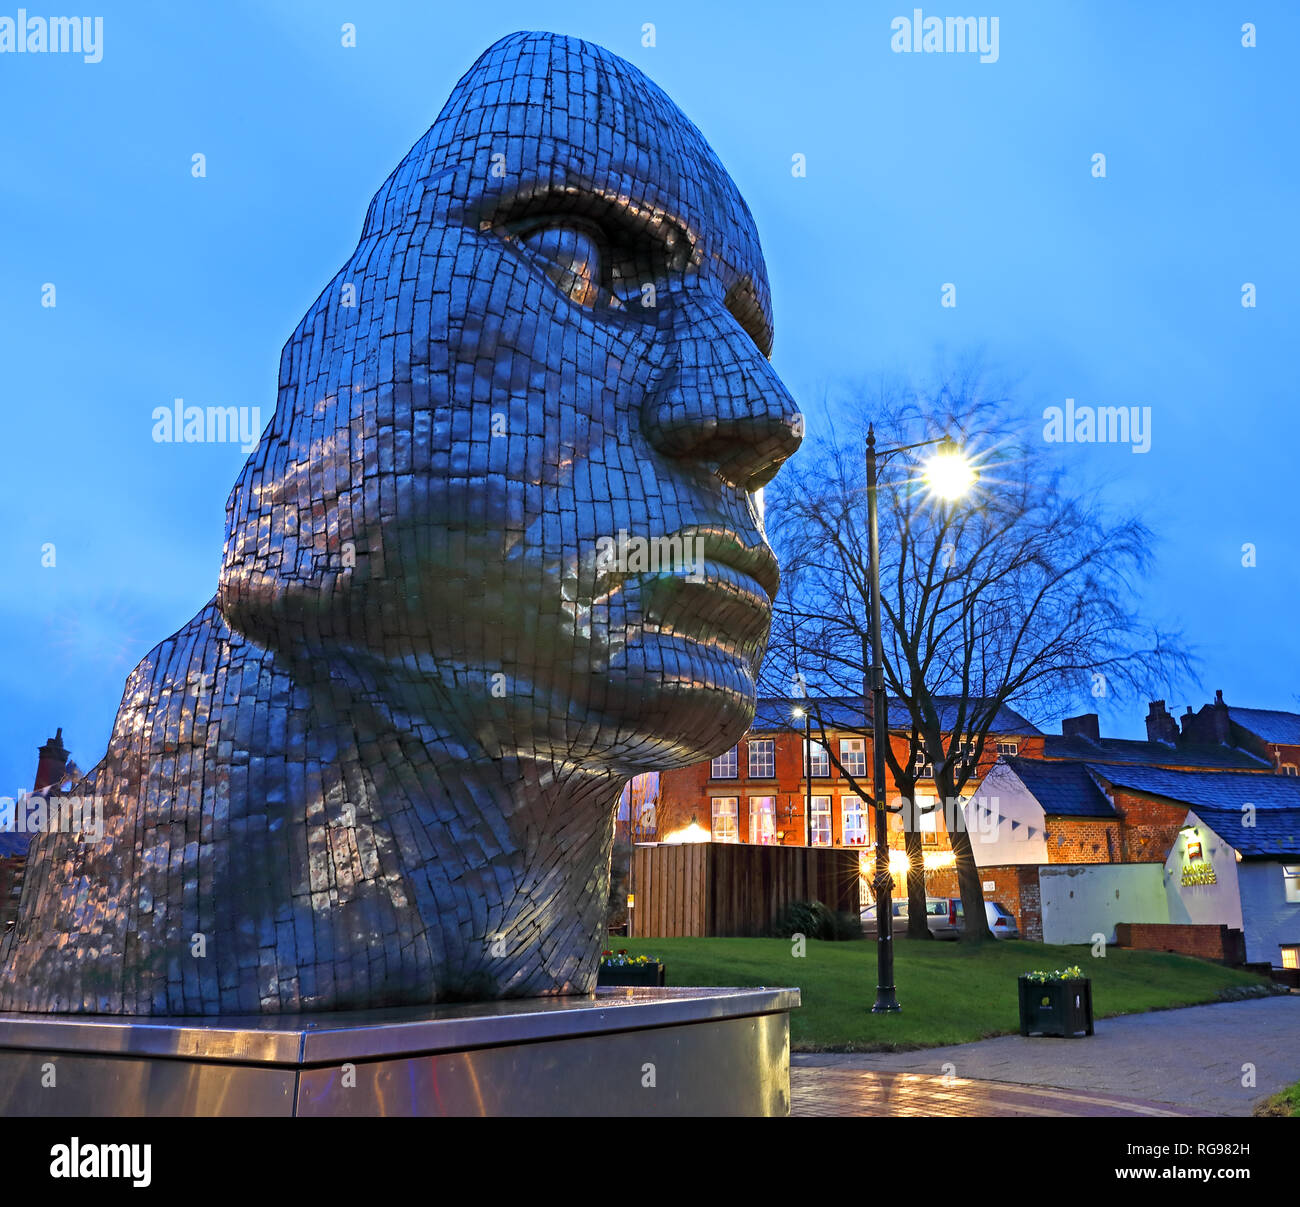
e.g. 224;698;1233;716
0;31;801;1015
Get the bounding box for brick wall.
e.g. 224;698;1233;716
1042;817;1122;864
0;856;24;931
1111;790;1187;863
979;865;1043;940
1115;922;1247;965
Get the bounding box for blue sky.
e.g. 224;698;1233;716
1;0;1296;793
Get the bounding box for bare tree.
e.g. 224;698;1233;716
760;363;1192;941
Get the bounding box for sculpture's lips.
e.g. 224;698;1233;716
689;530;780;602
589;527;780;604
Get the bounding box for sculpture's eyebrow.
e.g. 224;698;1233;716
479;178;773;355
481;182;697;264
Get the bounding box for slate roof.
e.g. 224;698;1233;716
1182;805;1300;860
1085;763;1300;813
999;757;1118;818
1227;706;1300;747
754;696;1041;737
1043;733;1270;770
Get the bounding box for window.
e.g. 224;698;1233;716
839;738;866;778
997;740;1019;756
749;797;776;845
1284;865;1300;904
711;798;738;843
842;796;868;846
1282;946;1299;971
748;739;775;779
806;739;830;778
918;798;940;846
912;747;932;780
711;746;738;779
1283;764;1298;777
955;741;977;774
810;796;832;847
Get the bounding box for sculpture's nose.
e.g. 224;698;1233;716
641;291;803;492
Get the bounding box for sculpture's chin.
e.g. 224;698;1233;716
583;632;761;770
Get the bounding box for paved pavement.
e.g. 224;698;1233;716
791;995;1300;1117
791;1068;1208;1116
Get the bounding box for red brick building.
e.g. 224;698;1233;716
650;691;1297;921
1;728;72;931
964;701;1294;947
654;696;1041;900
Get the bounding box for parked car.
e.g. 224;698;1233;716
862;897;959;940
862;898;1020;940
951;898;1022;939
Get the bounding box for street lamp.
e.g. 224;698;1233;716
922;437;980;501
793;705;812;847
865;425;976;1014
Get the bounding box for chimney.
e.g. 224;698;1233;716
1145;700;1179;745
1180;706;1196;738
1212;689;1230;744
1061;714;1101;742
33;728;69;793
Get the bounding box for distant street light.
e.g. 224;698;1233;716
793;705;812;847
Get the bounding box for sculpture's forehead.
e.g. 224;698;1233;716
421;32;770;315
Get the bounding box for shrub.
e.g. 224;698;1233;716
771;899;836;941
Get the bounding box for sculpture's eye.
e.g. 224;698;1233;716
517;223;609;309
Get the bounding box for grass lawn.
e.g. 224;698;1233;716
609;935;1273;1051
1256;1081;1300;1117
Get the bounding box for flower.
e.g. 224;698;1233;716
1023;965;1084;983
600;952;663;968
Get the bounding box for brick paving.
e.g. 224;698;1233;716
791;995;1300;1117
792;1067;1208;1117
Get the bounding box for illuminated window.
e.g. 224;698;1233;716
1284;865;1300;904
912;746;932;779
918;798;940;846
806;739;830;778
839;738;866;778
997;740;1019;756
711;746;738;779
748;739;775;779
810;796;832;847
1283;764;1298;777
711;797;738;843
749;797;776;845
842;796;868;846
1281;946;1299;971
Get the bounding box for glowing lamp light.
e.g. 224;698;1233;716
873;849;958;873
922;439;978;501
663;822;710;844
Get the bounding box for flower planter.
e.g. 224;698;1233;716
1018;976;1094;1037
597;963;666;987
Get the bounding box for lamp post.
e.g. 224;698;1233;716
793;705;812;847
866;426;977;1014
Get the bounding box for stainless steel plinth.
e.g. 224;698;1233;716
0;987;799;1116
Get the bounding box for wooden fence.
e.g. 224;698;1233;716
629;843;861;938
